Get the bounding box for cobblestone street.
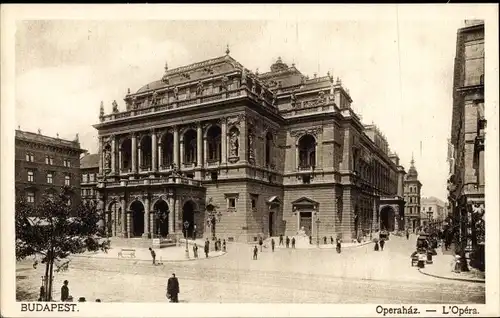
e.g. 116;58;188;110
16;235;485;303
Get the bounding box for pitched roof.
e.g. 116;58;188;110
80;153;99;169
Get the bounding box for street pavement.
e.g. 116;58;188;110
16;234;485;303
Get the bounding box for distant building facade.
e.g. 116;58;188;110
447;20;485;249
80;153;99;203
420;196;446;227
15;129;86;210
403;157;422;232
93;53;408;243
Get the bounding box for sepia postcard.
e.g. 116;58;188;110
1;4;499;317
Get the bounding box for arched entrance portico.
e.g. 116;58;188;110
153;199;170;237
182;201;196;238
380;206;395;232
130;200;145;237
108;201;122;237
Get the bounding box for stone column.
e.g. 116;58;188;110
131;133;137;174
143;196;150;238
150;211;156;238
98;137;103;175
341;129;351;171
221;117;227;164
173;126;179;168
138;144;142;171
394;207;399;232
180;137;185;167
296;210;300;233
111;136;116;174
118;146;123;173
317;131;323;168
151;129;158;172
295;142;300;170
127;211;132;238
121;197;127;237
176;197;182;233
197;123;203;167
158;143;163;170
203;137;208;165
239;115;247;162
168;196;175;234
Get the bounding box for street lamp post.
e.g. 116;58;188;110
183;221;190;259
315;219;321;247
207;210;222;241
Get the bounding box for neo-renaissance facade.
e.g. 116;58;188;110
93;52;409;243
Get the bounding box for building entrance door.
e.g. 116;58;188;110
299;212;312;236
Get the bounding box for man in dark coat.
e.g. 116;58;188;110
167;273;180;303
253;245;258;260
279;234;284;246
259;237;264;252
380;239;385;251
291;237;296;248
271;238;275;252
61;280;69;302
285;236;290;248
204;239;210;258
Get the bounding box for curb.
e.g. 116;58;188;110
71;251;227;264
417;268;485;284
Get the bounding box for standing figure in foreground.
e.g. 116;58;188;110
61;280;70;302
253;245;258;260
167;273;180;303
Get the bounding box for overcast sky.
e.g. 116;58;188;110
13;6;481;201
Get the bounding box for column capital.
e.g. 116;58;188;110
150;128;156;134
130;131;138;138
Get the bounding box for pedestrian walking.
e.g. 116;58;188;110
291;237;296;249
217;238;222;252
61;280;69;302
309;235;312;245
253;245;258;260
193;243;198;258
259;237;264;252
149;247;156;265
336;238;342;253
204;239;210;258
323;236;327;245
271;238;275;252
38;285;45;301
214;238;218;251
279;234;284;246
167;273;180;303
222;239;227;252
374;241;380;251
330;236;334;245
380;239;385;251
406;230;409;240
285;236;290;248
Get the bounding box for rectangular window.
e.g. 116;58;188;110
27;191;35;203
229;198;236;208
27;170;34;182
26;153;34;162
82;174;88;183
251;198;256;209
49;157;54;165
64;175;71;186
45;156;49;164
89;174;95;182
63;159;71;167
47;173;53;184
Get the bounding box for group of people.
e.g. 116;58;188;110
374;239;386;251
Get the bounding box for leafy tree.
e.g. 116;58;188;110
16;186;110;301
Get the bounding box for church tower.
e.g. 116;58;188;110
403;154;423;232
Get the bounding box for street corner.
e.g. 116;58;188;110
417;266;486;284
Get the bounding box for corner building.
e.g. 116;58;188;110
94;54;407;243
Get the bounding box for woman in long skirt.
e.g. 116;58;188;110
374;241;380;251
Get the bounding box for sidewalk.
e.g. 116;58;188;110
74;245;225;263
418;246;485;283
264;237;373;249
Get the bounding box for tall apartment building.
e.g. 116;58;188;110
420;196;446;227
447;20;485;249
15;129;87;211
80;152;100;203
403;156;422;232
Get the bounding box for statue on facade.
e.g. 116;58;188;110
104;150;111;169
99;101;104;118
229;130;239;157
173;86;179;100
221;76;229;91
248;133;255;161
241;69;247;85
151;90;158;105
297;226;307;237
112;100;119;113
290;91;297;108
196;81;204;96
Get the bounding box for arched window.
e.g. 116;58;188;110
184;129;197;164
207;126;222;163
298;134;316;168
265;132;273;166
120;138;132;172
140;135;152;170
161;133;174;168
